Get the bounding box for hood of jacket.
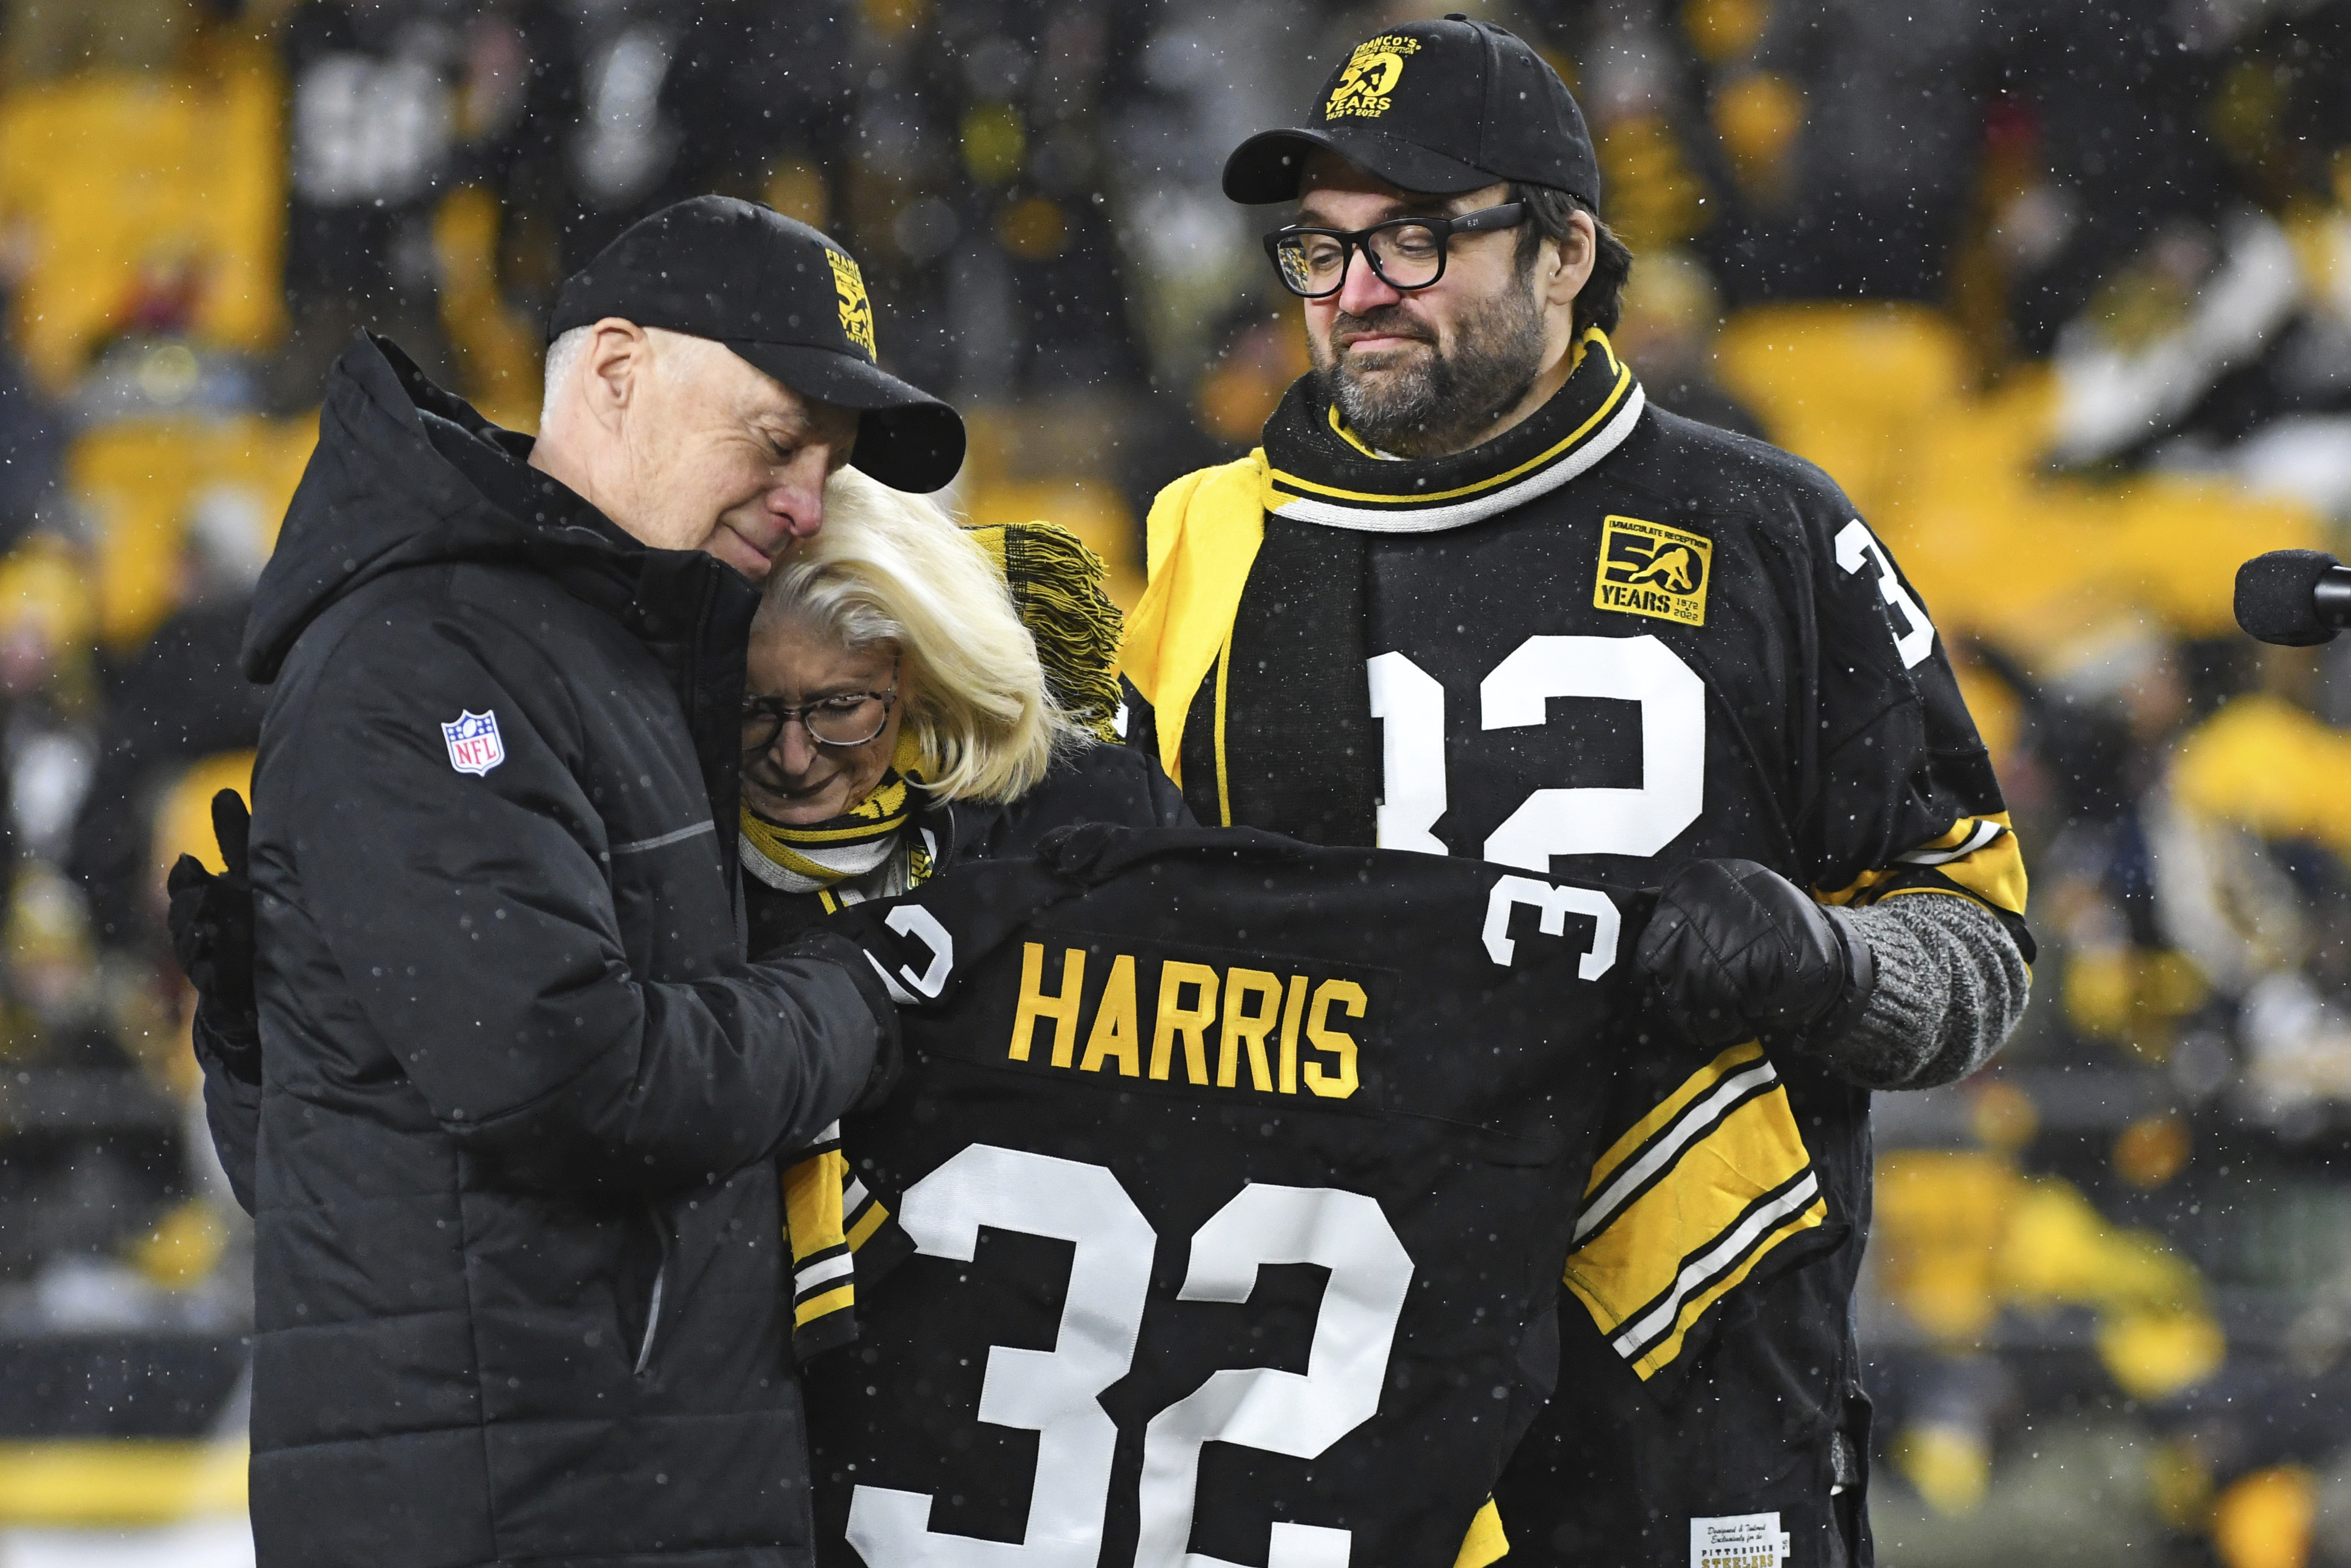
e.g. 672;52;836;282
244;332;727;684
245;332;761;838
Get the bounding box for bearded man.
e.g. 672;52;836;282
1119;17;2031;1567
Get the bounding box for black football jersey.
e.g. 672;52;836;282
1117;337;2030;1564
1144;358;2019;924
804;828;1829;1568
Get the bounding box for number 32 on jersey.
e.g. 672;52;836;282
1368;518;1931;867
847;1145;1412;1568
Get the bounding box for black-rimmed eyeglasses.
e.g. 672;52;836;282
1263;202;1527;300
742;662;899;753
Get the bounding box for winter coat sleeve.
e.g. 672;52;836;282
274;610;894;1195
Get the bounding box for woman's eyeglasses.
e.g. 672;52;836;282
1263;202;1527;300
742;663;899;753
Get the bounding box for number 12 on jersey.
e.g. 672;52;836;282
846;1144;1414;1568
1371;634;1705;867
1369;531;1937;865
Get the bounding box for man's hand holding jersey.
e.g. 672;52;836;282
1637;858;1878;1055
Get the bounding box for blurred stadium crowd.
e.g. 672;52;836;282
0;0;2345;1563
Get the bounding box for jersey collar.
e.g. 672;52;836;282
1260;327;1645;534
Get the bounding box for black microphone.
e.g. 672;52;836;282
2235;550;2351;646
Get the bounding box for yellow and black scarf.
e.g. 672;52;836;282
739;772;914;894
1121;330;1644;834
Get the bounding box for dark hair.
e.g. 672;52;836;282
1509;182;1633;337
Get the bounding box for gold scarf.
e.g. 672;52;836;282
739;773;913;893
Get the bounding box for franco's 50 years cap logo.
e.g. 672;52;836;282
1325;35;1421;120
827;249;877;360
1594;515;1712;628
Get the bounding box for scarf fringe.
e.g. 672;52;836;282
965;520;1125;741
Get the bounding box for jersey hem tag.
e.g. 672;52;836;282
1691;1511;1791;1568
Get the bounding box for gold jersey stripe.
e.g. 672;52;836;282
1575;1053;1782;1246
783;1143;851;1266
1453;1499;1507;1568
1213;628;1235;826
1583;1040;1766;1197
1626;1193;1829;1380
793;1283;855;1330
1820;811;2028;917
1563;1085;1817;1376
847;1197;891;1252
1608;1172;1823;1360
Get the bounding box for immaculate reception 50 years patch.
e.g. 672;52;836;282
1595;514;1713;628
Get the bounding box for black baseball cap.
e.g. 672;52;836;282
549;197;965;493
1222;15;1599;211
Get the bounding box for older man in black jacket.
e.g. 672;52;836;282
181;199;965;1567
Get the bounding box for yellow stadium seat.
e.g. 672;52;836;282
1715;307;2323;652
132;1197;228;1289
434;185;543;432
2173;693;2351;861
1895;1421;1992;1517
2212;1466;2316;1568
1872;1149;2223;1398
0;33;284;390
2104;479;2322;639
152;750;254;884
1872;1150;2018;1342
69;414;315;651
1715;302;1970;522
0;534;97;652
0;1437;246;1526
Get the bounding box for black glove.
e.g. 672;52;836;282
166;789;261;1081
1636;858;1876;1053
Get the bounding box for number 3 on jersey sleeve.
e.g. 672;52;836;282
845;1145;1414;1568
1834;519;1934;669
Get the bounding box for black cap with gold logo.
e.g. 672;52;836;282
549;196;965;493
1221;14;1599;211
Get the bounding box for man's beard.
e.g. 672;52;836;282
1310;275;1547;459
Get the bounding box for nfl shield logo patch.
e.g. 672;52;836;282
442;710;505;775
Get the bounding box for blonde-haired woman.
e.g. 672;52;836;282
738;465;1184;952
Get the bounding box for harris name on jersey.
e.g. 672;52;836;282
1005;937;1375;1101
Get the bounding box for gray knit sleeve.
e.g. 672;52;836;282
1805;893;2030;1090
